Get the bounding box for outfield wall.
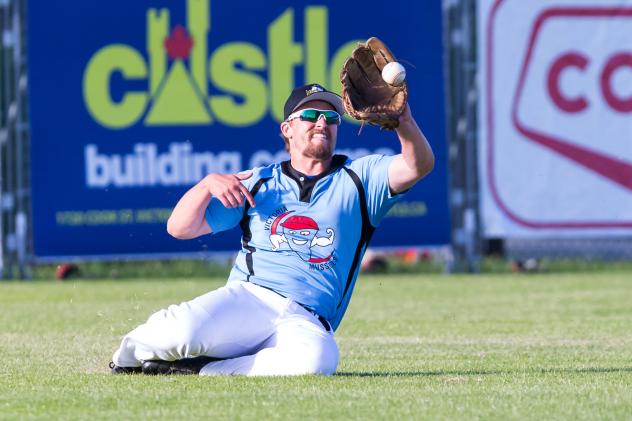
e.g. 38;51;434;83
27;0;451;260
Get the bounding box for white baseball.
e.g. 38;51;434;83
381;62;406;86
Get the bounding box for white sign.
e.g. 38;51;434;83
479;0;632;237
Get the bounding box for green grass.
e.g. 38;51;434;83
1;272;631;420
30;257;632;281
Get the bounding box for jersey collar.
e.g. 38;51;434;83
281;154;348;202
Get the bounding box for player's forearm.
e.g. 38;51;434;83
389;114;435;193
397;118;434;173
167;180;212;239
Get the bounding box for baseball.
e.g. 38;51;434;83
382;62;406;86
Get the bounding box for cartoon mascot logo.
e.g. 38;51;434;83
268;210;335;263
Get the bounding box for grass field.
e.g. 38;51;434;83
1;271;631;419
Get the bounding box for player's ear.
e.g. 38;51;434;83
280;121;293;139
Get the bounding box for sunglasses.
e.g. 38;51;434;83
286;109;342;125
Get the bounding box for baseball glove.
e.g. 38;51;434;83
340;37;408;130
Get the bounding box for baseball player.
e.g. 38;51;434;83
109;79;433;376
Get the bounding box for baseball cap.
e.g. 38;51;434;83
283;83;346;120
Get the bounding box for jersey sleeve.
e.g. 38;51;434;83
350;154;406;227
204;168;264;234
204;198;243;234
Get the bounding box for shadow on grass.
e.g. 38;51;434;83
335;366;632;377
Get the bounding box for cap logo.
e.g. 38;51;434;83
305;85;324;96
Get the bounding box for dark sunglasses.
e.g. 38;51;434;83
286;108;342;125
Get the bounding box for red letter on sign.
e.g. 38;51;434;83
601;53;632;113
547;52;589;113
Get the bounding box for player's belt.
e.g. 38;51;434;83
296;302;332;332
246;280;332;332
318;315;332;332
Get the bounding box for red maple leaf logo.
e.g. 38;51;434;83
164;25;194;60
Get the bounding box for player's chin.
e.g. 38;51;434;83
305;145;333;161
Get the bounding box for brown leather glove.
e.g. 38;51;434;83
340;37;408;130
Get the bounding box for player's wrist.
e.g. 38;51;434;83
200;174;218;196
395;119;419;138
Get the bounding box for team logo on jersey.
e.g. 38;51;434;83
267;209;336;269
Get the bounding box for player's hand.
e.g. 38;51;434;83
203;172;255;208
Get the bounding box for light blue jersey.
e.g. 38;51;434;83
205;154;404;331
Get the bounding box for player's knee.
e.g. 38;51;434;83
312;346;339;375
295;336;339;375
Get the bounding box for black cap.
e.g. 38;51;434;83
283;83;346;120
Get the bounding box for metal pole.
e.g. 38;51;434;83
4;0;16;279
444;0;481;272
462;0;481;272
0;0;29;279
13;0;28;278
0;0;14;279
0;0;6;279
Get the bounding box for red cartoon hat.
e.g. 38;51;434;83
281;215;319;231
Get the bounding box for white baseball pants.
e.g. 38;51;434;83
112;280;339;376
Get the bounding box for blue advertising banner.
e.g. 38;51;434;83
28;0;450;259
